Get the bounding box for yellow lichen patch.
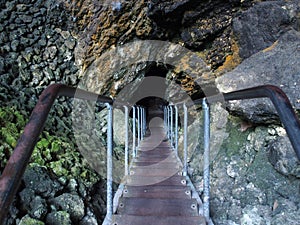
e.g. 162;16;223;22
216;38;241;75
263;40;279;53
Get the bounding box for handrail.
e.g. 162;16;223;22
0;83;113;224
165;84;300;223
1;83;299;224
205;85;300;160
174;85;300;160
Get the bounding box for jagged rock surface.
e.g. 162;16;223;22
216;30;300;124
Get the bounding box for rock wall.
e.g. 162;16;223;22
1;0;300;224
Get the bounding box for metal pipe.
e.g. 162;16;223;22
143;108;147;136
0;84;113;223
170;105;174;147
164;106;167;131
175;105;179;156
105;103;114;218
202;98;210;222
137;106;141;146
132;106;136;158
183;103;188;176
168;106;171;140
124;106;129;176
193;85;300;160
166;106;169;138
141;107;144;140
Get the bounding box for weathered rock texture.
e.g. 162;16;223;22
233;0;300;59
1;0;300;224
216;29;300;124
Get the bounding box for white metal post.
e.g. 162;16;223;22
170;105;174;147
105;103;113;218
183;103;188;176
132;106;136;158
175;105;179;156
137;106;141;147
203;98;210;223
124;106;129;176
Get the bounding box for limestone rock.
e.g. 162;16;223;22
22;166;63;198
268;135;300;178
19;215;44;225
233;1;299;59
51;193;85;222
216;30;300;124
46;211;72;225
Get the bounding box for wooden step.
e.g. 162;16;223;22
129;168;181;176
137;151;174;156
133;156;177;163
117;197;199;216
111;215;206;225
131;161;181;168
137;150;175;156
123;186;191;199
125;175;186;186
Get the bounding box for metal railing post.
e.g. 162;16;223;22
132;106;136;158
203;98;210;223
175;105;179;156
141;107;144;139
170;105;174;147
105;103;113;219
164;106;167;131
168;106;171;140
143;108;146;136
137;106;141;146
183;103;188;176
166;106;169;138
124;106;129;176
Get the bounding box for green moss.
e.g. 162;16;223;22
0;106;99;185
19;215;44;225
219;116;252;157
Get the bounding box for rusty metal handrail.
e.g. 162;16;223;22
204;85;300;160
0;83;113;223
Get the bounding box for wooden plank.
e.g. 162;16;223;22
123;186;191;199
131;161;181;168
129;168;181;176
125;175;186;186
133;156;177;163
117;197;199;216
111;215;206;225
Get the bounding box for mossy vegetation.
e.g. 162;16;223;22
219;116;253;158
0;106;99;185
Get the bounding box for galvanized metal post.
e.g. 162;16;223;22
168;106;171;140
166;106;169;138
163;106;166;129
132;106;136;158
143;108;146;136
124;106;129;176
137;106;141;146
105;103;113;219
170;105;174;147
141;107;144;139
175;105;179;156
183;103;188;176
203;98;210;223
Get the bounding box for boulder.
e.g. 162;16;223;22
268;135;300;178
216;30;300;124
233;0;299;59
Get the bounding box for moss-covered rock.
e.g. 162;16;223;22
0;106;99;185
19;215;44;225
46;211;72;225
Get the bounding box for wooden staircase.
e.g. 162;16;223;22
111;127;206;225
